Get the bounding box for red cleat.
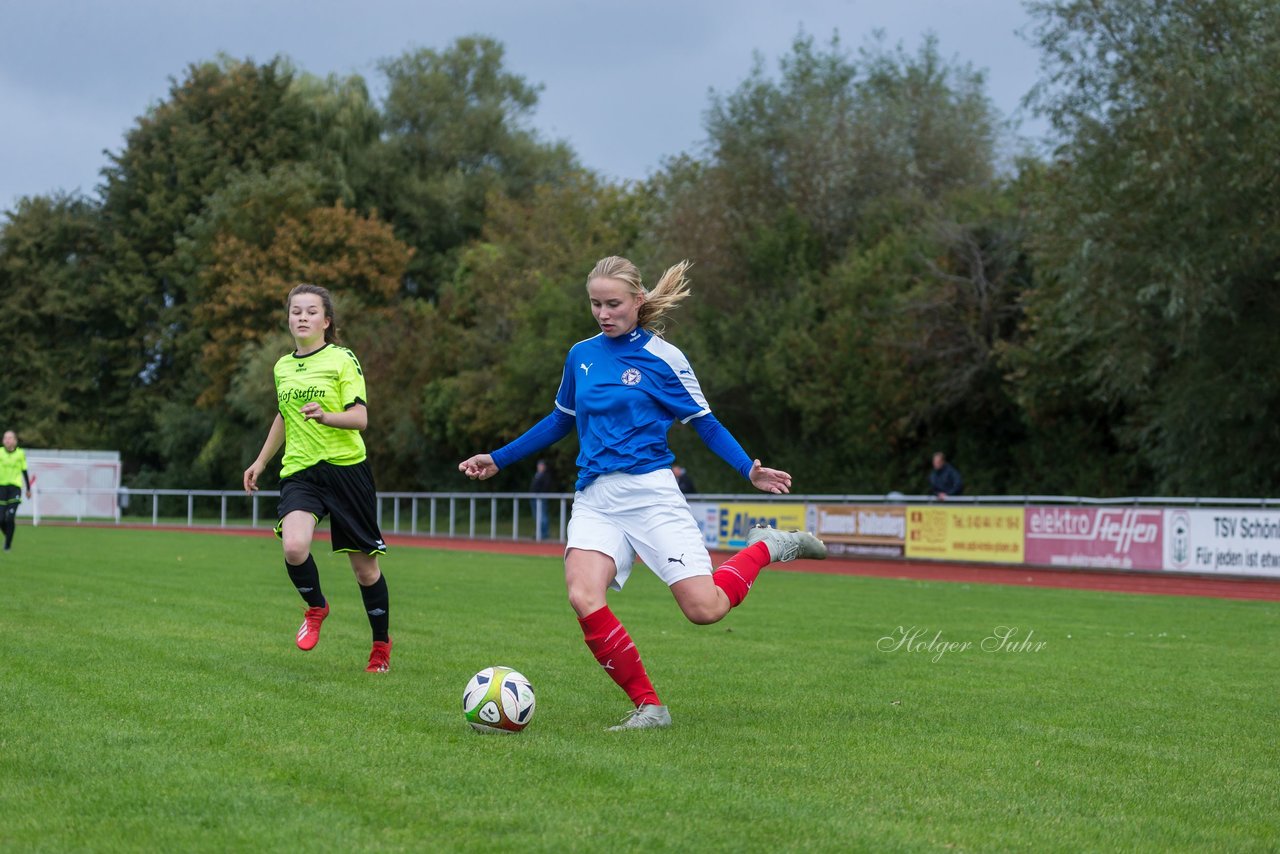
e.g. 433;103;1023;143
296;603;329;651
366;638;392;672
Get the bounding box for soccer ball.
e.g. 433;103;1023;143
462;666;536;734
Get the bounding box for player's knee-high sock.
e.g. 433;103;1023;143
578;605;661;707
285;555;326;608
359;574;390;642
712;541;772;608
1;507;15;548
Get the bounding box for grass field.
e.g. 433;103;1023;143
1;526;1277;852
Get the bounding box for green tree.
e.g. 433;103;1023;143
99;57;379;475
100;56;318;296
645;33;1012;492
1018;0;1280;494
361;36;577;296
417;171;644;489
0;194;150;451
689;32;996;279
184;202;412;488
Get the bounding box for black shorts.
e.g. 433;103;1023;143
0;485;20;509
275;460;387;555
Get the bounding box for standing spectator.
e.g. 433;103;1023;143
929;451;964;500
0;430;33;551
530;459;555;541
672;464;696;495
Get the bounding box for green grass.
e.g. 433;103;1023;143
0;527;1276;852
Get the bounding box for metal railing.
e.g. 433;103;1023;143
26;486;576;542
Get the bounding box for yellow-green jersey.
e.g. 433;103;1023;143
0;447;27;490
275;344;369;478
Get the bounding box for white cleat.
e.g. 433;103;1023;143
606;703;672;731
747;524;828;563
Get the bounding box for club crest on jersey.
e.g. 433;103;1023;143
621;368;642;386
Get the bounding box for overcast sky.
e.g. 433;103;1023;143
0;0;1050;213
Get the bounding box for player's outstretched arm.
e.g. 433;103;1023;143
749;459;792;495
459;454;500;481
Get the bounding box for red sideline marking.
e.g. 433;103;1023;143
43;521;1280;602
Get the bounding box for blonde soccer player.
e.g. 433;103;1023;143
459;256;826;730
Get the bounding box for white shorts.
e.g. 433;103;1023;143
567;469;713;591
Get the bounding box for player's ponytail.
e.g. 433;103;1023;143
286;283;340;344
639;260;692;335
587;256;692;337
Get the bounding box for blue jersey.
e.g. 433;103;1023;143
491;327;753;490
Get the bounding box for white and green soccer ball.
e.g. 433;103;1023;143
462;666;536;734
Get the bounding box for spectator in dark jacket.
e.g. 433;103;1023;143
929;452;963;500
672;464;696;495
531;459;556;540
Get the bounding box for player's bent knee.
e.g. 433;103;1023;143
351;560;380;586
671;577;731;625
282;539;310;566
567;586;606;618
679;599;728;625
564;551;615;617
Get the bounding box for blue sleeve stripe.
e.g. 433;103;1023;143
555;400;576;417
679;408;712;425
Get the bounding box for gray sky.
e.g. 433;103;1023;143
0;0;1049;213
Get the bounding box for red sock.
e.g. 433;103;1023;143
578;605;660;707
712;541;772;608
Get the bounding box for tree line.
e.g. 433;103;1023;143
2;0;1277;497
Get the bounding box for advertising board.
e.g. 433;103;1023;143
905;506;1024;564
1164;509;1280;577
1024;506;1163;570
714;502;809;550
808;504;906;557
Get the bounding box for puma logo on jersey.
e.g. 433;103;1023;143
580;362;593;376
666;555;686;567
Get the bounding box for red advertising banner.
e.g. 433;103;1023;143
1024;506;1163;570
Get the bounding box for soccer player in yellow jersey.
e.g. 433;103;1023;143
243;285;392;672
1;430;33;551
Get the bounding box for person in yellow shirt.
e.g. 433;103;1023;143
243;285;392;673
1;430;33;551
